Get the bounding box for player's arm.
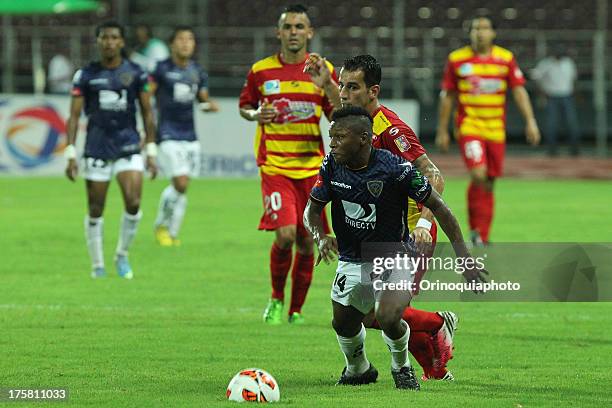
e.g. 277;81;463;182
304;197;337;266
512;86;541;146
304;53;340;118
423;189;488;286
401;162;487;286
64;95;84;182
435;89;456;152
197;89;219;112
238;69;277;123
412;153;445;243
138;89;158;179
239;102;278;124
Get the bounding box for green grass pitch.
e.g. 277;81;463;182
1;177;611;407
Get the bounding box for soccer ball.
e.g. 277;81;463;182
226;368;280;403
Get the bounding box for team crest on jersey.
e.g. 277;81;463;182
272;98;316;123
263;80;281;95
458;63;473;76
119;72;134;87
394;135;411;152
367;180;384;198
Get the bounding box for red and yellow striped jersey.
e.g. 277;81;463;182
370;105;434;236
441;45;525;143
239;53;337;179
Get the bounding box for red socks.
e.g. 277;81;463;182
270;243;314;315
289;253;314;314
270;243;292;301
467;182;494;243
409;331;435;372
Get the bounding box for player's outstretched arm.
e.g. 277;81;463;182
435;90;456;152
304;53;340;114
304;198;337;266
512;86;541;146
138;90;158;179
64;95;84;182
423;189;489;286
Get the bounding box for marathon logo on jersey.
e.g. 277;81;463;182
342;200;376;230
263;80;281;95
166;72;183;80
331;180;352;189
394;135;411;152
90;78;110;86
367;180;384;198
272;98;316;123
98;89;128;111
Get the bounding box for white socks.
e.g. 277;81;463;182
155;185;187;238
336;324;370;376
155;185;177;227
381;320;411;371
168;193;187;238
115;210;142;257
85;216;104;268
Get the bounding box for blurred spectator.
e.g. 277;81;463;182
47;54;74;95
532;46;581;156
131;24;169;72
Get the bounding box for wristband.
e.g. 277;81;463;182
64;144;76;160
145;142;158;157
416;218;432;231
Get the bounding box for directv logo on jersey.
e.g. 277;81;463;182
342;200;376;230
98;89;128;111
331;180;352;189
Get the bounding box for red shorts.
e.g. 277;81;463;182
259;172;330;235
458;136;506;178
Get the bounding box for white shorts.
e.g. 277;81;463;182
331;260;416;314
83;154;144;182
158;140;201;178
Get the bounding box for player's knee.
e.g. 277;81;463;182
172;178;189;194
470;171;488;186
275;228;296;249
332;317;359;338
296;234;314;255
361;312;376;329
124;198;141;215
88;204;104;218
374;305;403;331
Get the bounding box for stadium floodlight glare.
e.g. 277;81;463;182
0;0;101;14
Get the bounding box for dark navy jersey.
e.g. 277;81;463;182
72;59;149;160
310;148;432;262
152;58;208;142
